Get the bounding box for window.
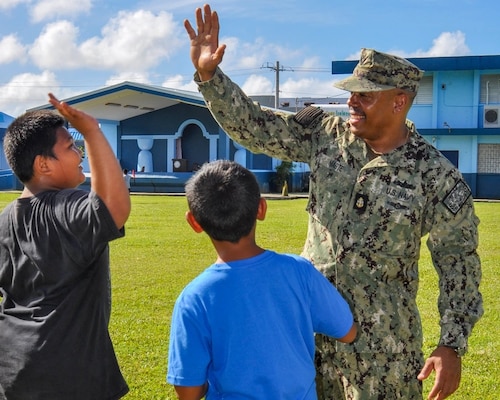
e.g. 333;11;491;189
414;75;433;105
478;144;500;173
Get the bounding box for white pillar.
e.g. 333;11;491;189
137;138;154;172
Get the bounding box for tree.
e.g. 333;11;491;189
274;161;294;196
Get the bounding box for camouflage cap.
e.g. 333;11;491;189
334;48;424;93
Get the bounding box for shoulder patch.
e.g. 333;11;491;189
293;106;324;128
443;180;471;215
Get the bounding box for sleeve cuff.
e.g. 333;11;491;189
438;328;468;351
193;67;221;85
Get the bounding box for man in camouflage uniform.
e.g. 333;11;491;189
184;5;483;399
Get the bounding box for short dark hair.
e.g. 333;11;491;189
185;160;261;243
4;110;65;183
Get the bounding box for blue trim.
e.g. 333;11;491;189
331;60;357;74
332;55;500;74
419;128;500;136
68;84;206;106
34;82;206;111
409;55;500;72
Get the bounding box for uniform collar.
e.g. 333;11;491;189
342;120;425;170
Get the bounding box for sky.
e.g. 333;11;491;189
0;0;499;117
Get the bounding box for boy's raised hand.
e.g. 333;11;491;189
184;4;226;81
48;92;131;229
48;93;100;137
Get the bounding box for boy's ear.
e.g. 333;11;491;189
256;198;267;221
185;211;204;233
33;155;52;176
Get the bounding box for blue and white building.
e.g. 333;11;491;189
332;54;500;199
1;54;499;198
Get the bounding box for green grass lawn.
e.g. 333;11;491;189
0;192;498;399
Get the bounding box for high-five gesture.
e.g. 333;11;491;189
184;4;226;81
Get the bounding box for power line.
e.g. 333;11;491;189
288;66;330;73
261;61;294;108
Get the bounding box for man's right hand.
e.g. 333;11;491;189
184;4;226;81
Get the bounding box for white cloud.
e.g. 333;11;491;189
241;74;273;95
0;35;27;64
79;10;182;72
211;35;336;100
415;31;470;57
381;31;470;59
30;0;93;23
298;56;324;70
0;70;60;117
221;42;342;99
28;10;182;73
281;77;342;99
221;36;302;72
0;0;29;10
345;50;362;61
29;20;83;69
105;72;151;86
162;74;198;92
345;31;470;62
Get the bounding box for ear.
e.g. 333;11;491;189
256;198;267;221
185;211;204;233
394;92;408;113
33;155;52;176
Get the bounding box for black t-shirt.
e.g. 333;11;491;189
0;189;128;400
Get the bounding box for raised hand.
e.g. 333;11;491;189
48;93;131;228
184;4;226;81
48;93;100;137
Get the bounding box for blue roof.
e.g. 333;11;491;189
332;54;500;75
30;81;205;109
27;81;206;122
0;112;14;129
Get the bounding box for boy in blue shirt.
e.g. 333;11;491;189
167;160;356;400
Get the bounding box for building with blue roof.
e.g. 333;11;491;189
1;54;499;198
332;54;500;199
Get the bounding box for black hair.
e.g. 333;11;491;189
185;160;261;243
4;110;65;183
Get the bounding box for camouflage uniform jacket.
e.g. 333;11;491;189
196;68;483;355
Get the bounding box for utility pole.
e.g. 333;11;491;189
262;61;293;109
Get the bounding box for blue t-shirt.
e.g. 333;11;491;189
167;250;353;399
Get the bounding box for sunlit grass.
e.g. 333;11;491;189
0;192;497;399
419;201;499;398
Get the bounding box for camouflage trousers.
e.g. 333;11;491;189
315;334;424;400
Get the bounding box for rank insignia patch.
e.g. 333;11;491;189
443;180;471;215
354;193;368;214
